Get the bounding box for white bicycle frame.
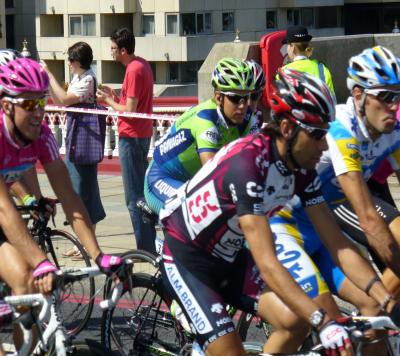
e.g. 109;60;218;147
4;266;124;356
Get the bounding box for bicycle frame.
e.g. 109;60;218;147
4;266;124;356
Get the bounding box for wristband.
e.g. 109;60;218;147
21;194;36;206
381;294;395;312
364;275;380;296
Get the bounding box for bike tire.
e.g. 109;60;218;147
44;229;95;336
101;272;190;356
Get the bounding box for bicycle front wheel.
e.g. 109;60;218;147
101;272;190;355
44;229;95;336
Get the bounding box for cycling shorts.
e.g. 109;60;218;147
144;160;186;215
332;196;399;246
161;234;265;351
367;178;396;207
270;215;344;295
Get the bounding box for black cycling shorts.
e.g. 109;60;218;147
161;233;265;351
332;196;399;271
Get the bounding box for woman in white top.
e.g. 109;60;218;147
44;42;106;256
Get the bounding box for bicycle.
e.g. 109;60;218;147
3;204;94;339
2;262;131;356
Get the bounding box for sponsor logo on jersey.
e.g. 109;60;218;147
346;143;360;151
305;195;324;206
199;126;220;145
275;160;289;175
165;263;212;334
211;303;224;314
304;176;322;193
154;180;177;198
216;317;231;327
246;182;264;198
229;183;238;202
159;130;187;156
186;180;222;234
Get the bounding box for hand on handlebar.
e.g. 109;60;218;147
95;253;124;278
318;320;353;356
33;259;58;294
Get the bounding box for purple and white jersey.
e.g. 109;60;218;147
0;112;60;187
160;133;323;263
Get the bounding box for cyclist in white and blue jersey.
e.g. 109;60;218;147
266;45;400;355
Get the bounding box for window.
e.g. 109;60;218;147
266;10;277;29
180;12;212;35
150;62;156;82
69;15;95;36
222;12;235;31
142;14;155;35
181;13;196;35
301;8;314;28
196;13;212;34
316;6;340;28
287;9;300;26
287;8;314;27
166;14;178;35
5;0;14;8
168;63;179;83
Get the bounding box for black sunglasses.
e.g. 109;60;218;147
365;89;400;105
221;92;250;105
250;91;263;101
295;120;329;141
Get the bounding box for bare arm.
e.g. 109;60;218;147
307;202;393;305
97;90;138;113
46;69;80;106
337;170;400;277
0;178;47;268
240;214;325;323
43;159;101;260
199;152;216;165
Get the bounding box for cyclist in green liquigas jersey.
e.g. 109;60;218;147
282;25;335;95
144;57;258;214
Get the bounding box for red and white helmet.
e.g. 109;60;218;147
269;68;336;125
247;60;266;91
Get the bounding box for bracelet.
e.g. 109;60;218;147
364;275;381;296
380;294;395;312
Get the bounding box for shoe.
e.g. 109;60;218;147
62;246;80;258
71;251;85;261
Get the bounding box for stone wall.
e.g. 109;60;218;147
198;33;400;106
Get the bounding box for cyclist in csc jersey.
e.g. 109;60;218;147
144;57;259;216
268;45;400;355
0;58;123;306
282;25;335;95
159;69;400;356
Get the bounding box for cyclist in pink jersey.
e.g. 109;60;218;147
0;58;123;313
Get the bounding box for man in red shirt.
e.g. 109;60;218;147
97;27;155;252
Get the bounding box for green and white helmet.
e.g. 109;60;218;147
212;57;255;91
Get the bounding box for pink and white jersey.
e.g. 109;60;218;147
0;113;60;186
160;133;323;263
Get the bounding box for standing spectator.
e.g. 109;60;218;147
282;25;335;94
44;42;106;258
97;27;155;252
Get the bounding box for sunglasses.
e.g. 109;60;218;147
364;89;400;104
250;91;263;101
2;97;48;111
221;92;251;105
295;120;329;141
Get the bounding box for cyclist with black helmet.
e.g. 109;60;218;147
159;69;400;356
144;57;259;216
267;45;400;354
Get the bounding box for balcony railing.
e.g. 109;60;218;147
43;104;191;159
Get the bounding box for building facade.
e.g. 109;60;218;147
33;0;345;95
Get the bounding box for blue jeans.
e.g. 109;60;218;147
119;137;156;254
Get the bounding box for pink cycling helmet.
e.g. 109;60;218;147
0;58;49;97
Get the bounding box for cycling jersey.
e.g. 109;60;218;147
270;96;400;293
145;98;259;214
160;133;323;263
160;132;324;349
0;112;59;187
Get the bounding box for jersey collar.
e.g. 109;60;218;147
270;137;292;176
